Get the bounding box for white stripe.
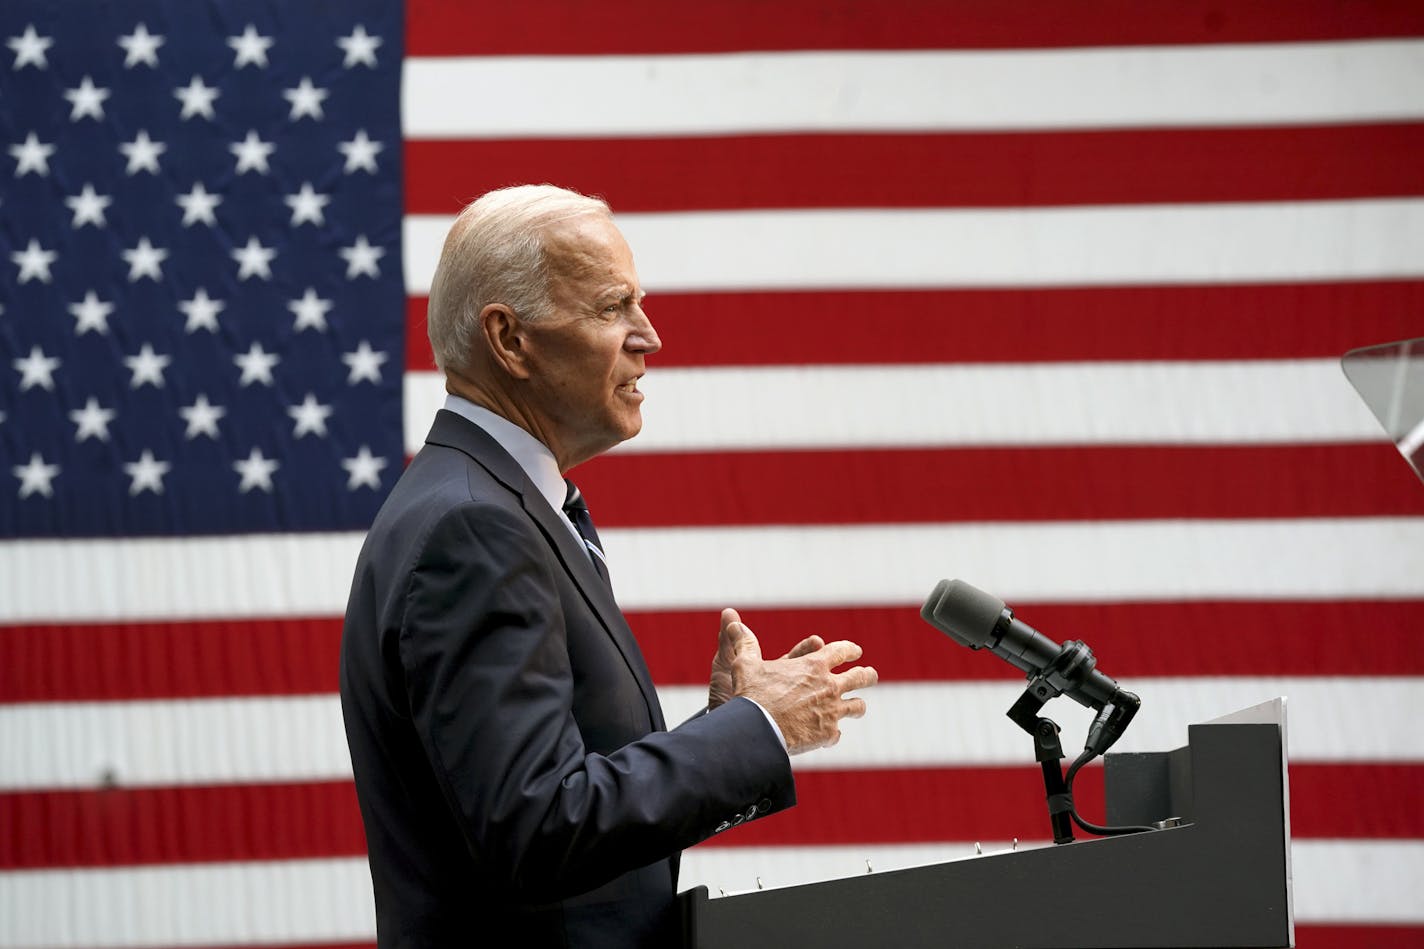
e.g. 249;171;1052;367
403;199;1424;294
2;679;1417;790
0;841;1415;948
3;517;1420;624
404;359;1381;456
401;42;1424;138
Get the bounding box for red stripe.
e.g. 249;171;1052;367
575;444;1424;527
404;281;1424;372
404;124;1424;215
406;0;1424;55
2;764;1415;869
1294;926;1424;948
4;599;1419;703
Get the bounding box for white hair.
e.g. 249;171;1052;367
425;184;612;376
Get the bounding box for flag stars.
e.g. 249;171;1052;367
69;291;115;335
284;182;329;226
14;346;60;391
283;77;328;121
342;341;388;384
338;129;382;174
230;130;275;175
234;448;279;493
118;23;164;69
227;24;272;69
123;450;171;496
176;182;222;227
179;394;226;439
343;446;388;490
66;184;112;228
340;235;384;279
122;237;168;282
64;76;110;121
179;288;225;333
7;25;52;70
70;397;117;442
337;25;382;68
232;236;276;281
10;132;55;177
174;75;220;120
288;393;333;438
12;239;57;283
13;453;60;499
124;344;170;388
288;288;333;332
234;342;280;387
120;130;166;175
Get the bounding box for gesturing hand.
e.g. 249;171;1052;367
708;608;825;711
725;615;878;755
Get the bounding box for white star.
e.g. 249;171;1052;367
234;447;279;493
232;236;276;281
179;394;226;440
175;181;222;227
13;453;60;499
123;343;170;389
122;237;168;282
118;23;164;69
64;76;110;121
227;24;272;69
10;132;54;177
337;25;382;68
338;129;382;174
7;25;52;70
70;397;116;442
230;129;274;175
65;184;111;228
283;182;329;226
123;450;171;496
288;288;332;332
14;345;60;391
120;130;166;175
342;445;388;490
69;291;115;335
11;239;57;283
342;340;388;384
283;77;327;121
339;235;384;279
288;393;333;438
179;287;225;333
234;342;279;387
174;75;220;120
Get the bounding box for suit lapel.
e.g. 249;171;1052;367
425;411;666;732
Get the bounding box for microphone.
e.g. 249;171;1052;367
921;579;1139;755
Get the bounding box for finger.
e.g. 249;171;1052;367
838;697;868;720
817;639;864;669
835;665;880;693
782;635;824;660
720;607;741;633
733;624;763;661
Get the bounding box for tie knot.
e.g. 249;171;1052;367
562;480;587;515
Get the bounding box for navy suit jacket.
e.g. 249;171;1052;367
340;410;796;947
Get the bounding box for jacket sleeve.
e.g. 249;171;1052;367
398;500;795;901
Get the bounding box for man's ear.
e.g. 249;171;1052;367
480;303;532;380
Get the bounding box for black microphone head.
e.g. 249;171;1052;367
921;579;1007;650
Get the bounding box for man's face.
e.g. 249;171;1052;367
519;214;660;470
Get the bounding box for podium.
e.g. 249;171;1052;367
681;700;1294;948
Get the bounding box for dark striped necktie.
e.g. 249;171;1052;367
562;480;610;584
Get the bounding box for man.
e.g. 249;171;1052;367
340;185;878;947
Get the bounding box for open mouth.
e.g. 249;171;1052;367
617;376;642;394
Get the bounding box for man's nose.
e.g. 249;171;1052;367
627;304;661;355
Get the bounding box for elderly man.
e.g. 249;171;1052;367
340;185;877;947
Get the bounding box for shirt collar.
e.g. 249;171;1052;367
442;393;568;518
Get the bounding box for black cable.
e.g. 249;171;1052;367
1063;749;1157;837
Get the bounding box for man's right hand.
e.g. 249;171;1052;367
728;620;878;754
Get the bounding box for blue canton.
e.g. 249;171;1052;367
0;0;404;537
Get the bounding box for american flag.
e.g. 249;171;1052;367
3;2;1422;946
